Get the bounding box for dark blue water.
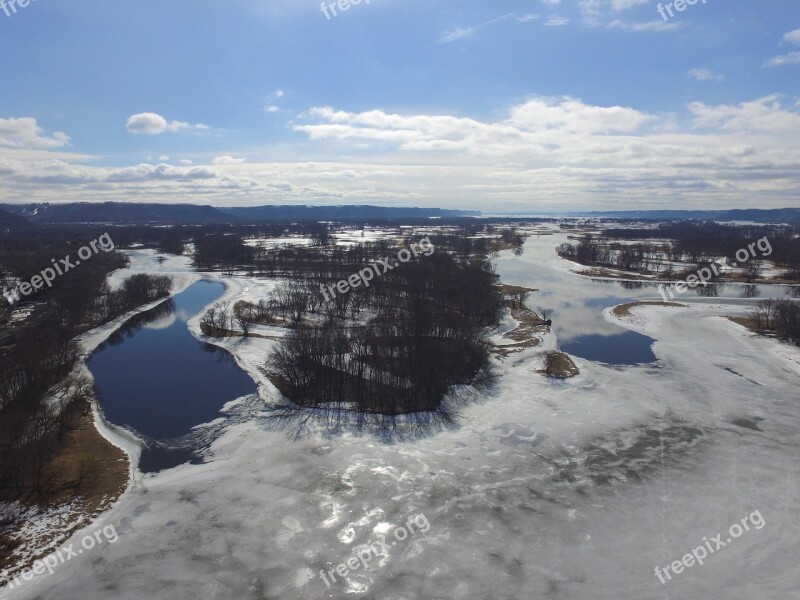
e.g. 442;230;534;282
560;331;657;365
88;280;257;472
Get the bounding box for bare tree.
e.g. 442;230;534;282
200;301;231;336
537;306;552;324
233;301;252;337
743;259;763;283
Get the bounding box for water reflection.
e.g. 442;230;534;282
89;281;257;472
496;230;795;367
743;285;760;299
561;331;657;365
101;299;176;347
697;283;719;298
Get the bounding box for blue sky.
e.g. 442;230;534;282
1;0;799;211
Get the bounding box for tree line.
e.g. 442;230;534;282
191;229;511;414
266;251;502;414
0;228;172;500
557;222;800;281
749;299;800;346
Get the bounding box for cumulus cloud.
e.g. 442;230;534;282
126;113;210;135
212;155;247;165
104;163;219;182
782;28;800;45
294;96;653;154
0;117;70;149
283;95;800;208
4;96;800;210
688;95;800;133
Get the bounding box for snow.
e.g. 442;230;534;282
242;237;315;249
3;237;800;599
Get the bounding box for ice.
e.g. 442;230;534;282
3;237;800;599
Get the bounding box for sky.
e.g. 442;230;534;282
0;0;799;212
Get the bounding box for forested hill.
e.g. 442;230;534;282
577;208;800;224
0;203;229;225
0;203;479;225
0;208;33;231
218;205;479;220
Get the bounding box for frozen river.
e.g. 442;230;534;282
5;231;800;600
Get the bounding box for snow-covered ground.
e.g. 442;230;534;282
4;236;800;600
242;237;315;249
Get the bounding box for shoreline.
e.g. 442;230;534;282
0;261;202;591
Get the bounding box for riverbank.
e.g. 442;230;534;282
1;252;201;588
0;399;128;583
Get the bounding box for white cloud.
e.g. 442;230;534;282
611;0;648;9
688;95;800;133
4;96;800;210
545;14;569;26
608;19;679;32
782;28;800;45
295;97;653;152
437;27;475;44
104;163;219;182
764;51;800;67
264;89;287;113
0;117;70;149
126;113;210;135
437;12;538;44
579;0;653;27
687;68;725;82
212;155;247;165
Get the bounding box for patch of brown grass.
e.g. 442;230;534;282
200;323;278;339
539;352;580;379
726;315;759;333
574;267;653;281
499;284;538;296
44;401;129;508
0;400;129;581
612;301;685;319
